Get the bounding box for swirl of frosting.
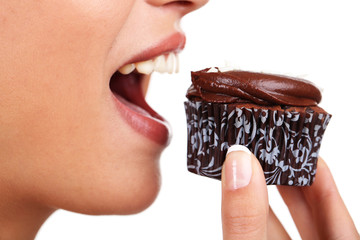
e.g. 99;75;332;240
186;67;322;106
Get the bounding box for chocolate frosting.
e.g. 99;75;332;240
186;68;322;106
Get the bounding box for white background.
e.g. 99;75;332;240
37;0;360;239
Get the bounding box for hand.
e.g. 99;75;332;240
221;145;360;239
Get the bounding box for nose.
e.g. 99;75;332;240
146;0;208;15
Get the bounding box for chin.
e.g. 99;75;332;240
90;180;161;216
108;161;162;215
35;131;164;216
59;168;162;216
118;172;161;215
88;150;162;215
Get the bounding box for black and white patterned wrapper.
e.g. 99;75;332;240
184;101;332;186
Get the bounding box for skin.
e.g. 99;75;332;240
0;0;358;239
0;0;207;239
222;150;360;239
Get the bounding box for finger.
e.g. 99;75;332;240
267;207;291;240
302;157;360;239
277;185;319;240
221;145;268;240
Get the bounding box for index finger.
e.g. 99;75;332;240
302;157;360;239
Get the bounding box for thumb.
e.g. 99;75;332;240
221;145;268;240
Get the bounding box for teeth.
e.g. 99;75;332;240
118;63;135;74
154;55;167;73
118;52;179;75
135;60;154;75
175;54;179;73
166;52;175;74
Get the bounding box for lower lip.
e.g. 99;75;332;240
111;93;171;146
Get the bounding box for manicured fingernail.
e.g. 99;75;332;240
226;145;252;156
225;145;252;190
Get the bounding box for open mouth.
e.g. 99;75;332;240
109;52;179;145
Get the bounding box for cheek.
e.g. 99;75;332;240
2;0;134;81
7;89;163;214
1;0;161;214
12;114;163;215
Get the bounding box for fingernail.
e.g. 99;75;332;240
226;145;252;156
225;145;252;190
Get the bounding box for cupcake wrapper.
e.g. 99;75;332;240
184;101;332;186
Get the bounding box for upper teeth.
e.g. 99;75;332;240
118;52;179;75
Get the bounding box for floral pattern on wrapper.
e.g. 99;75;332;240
185;101;331;186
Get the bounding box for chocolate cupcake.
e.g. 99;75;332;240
184;67;331;186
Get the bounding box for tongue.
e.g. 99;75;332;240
110;71;164;121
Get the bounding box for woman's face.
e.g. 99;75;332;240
0;0;206;214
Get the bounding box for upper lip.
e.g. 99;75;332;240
118;32;186;70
